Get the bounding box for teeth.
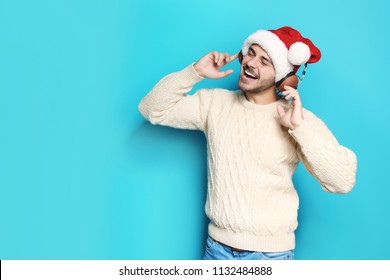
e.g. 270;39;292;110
244;70;257;79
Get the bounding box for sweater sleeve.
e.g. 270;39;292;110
138;64;214;131
288;110;357;194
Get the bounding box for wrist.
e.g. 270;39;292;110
190;63;206;80
191;63;206;79
291;120;303;130
193;63;203;76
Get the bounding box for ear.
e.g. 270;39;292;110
238;51;243;64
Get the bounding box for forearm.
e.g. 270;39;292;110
289;115;357;193
138;64;203;122
138;65;209;129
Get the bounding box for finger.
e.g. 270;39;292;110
216;69;234;78
218;53;229;66
283;94;295;100
284;93;294;100
292;93;302;104
230;53;239;61
282;87;298;94
283;92;298;101
282;89;300;98
223;53;231;64
281;90;294;97
284;85;297;90
224;53;238;64
286;94;302;105
213;51;220;64
217;53;226;66
277;105;286;117
280;91;289;96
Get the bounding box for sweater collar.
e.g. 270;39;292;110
238;91;289;111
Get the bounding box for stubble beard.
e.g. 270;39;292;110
238;76;275;94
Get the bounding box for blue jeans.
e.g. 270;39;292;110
203;236;294;260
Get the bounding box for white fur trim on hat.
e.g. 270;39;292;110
288;42;311;65
242;30;293;82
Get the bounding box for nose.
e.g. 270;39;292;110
246;56;258;68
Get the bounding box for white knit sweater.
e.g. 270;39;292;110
138;64;357;252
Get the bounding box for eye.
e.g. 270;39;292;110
261;59;269;66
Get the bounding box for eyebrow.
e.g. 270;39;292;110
249;46;272;64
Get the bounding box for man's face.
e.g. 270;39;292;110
238;44;276;94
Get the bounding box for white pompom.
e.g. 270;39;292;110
288;42;311;65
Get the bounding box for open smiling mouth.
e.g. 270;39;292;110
243;67;258;80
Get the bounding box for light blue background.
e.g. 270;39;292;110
1;0;389;260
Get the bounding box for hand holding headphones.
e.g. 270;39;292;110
277;85;304;130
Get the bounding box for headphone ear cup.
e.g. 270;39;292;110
238;51;243;64
276;75;299;92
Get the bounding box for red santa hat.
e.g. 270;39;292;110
241;26;321;83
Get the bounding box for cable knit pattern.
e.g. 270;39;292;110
138;64;357;252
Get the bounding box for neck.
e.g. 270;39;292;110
244;87;278;105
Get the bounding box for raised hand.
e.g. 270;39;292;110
194;51;238;79
277;86;304;130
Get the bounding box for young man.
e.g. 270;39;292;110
138;26;357;260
